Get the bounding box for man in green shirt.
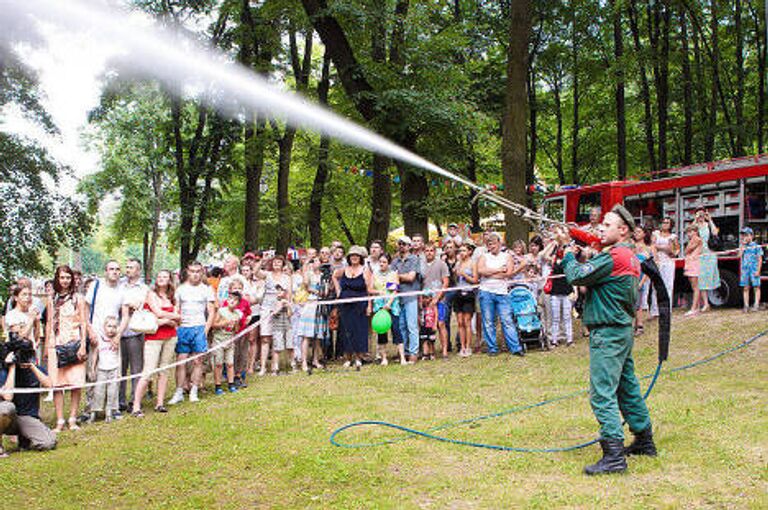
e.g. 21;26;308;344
559;204;657;475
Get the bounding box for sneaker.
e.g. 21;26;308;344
228;385;238;393
189;386;200;403
112;411;123;420
168;388;185;405
214;387;225;396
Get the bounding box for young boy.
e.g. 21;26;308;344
419;293;437;360
270;285;293;374
90;316;121;423
212;291;243;394
739;227;762;312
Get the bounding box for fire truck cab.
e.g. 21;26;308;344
541;154;768;307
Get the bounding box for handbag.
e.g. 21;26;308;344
55;340;82;368
707;225;723;252
543;277;553;295
128;309;159;335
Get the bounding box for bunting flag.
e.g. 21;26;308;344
339;165;504;190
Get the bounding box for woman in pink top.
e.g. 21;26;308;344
131;270;180;416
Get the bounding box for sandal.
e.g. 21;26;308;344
54;419;66;433
131;410;145;418
68;417;80;431
634;325;645;336
154;405;168;413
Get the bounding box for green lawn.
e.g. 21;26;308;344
1;310;766;509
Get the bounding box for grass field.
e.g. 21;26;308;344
1;309;766;509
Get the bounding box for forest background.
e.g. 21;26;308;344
1;0;766;285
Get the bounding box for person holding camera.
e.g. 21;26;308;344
0;344;57;456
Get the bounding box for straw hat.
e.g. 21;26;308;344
346;245;368;264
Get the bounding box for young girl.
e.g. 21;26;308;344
683;224;703;316
549;249;574;347
298;257;328;372
368;253;404;365
651;217;679;317
90;316;121;422
633;226;653;335
452;244;478;357
419;293;438;360
253;256;292;376
4;284;41;346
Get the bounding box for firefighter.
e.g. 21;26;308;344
558;204;657;475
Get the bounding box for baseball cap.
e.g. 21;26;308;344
740;227;754;235
398;235;412;245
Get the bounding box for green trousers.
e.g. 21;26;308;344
589;325;652;440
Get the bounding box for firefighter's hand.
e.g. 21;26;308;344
554;227;571;246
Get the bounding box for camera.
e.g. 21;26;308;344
1;332;36;366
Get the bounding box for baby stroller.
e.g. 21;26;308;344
508;285;545;351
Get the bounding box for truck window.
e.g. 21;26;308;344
542;197;565;223
576;192;601;223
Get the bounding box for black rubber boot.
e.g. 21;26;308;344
584;439;627;476
624;427;657;457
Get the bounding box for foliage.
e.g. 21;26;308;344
0;46;91;289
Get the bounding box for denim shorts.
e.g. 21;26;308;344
176;325;208;354
437;302;448;322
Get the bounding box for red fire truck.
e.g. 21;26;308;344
540;154;768;307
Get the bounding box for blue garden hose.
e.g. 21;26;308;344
330;329;766;452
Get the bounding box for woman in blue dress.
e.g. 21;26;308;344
333;246;372;369
694;208;721;312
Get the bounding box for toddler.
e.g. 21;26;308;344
90;316;121;423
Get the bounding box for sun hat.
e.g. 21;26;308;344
346;245;368;263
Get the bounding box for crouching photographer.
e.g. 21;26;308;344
0;334;57;457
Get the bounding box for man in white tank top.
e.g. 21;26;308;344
476;233;524;356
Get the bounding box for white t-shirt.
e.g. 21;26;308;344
97;333;120;371
120;279;149;337
86;279;124;338
479;251;511;295
175;283;215;328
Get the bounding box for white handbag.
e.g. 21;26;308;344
128;309;159;335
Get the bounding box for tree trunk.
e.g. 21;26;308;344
707;0;719;159
147;168;162;283
570;3;580;184
652;0;670;171
612;0;627;179
243;114;265;251
309;50;332;249
692;17;712;161
170;95;194;267
365;0;391;245
502;0;531;243
466;135;481;231
554;81;565;184
680;8;694;165
276;29;313;254
142;230;149;279
734;0;746;155
367;154;392;244
752;1;766;153
527;62;538;194
628;0;657;171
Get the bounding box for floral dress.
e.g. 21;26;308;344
47;293;86;387
698;225;721;290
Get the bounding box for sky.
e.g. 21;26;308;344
1;15;127;196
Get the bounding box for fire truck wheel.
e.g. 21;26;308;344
706;269;740;308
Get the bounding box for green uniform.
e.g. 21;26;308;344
563;242;652;440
